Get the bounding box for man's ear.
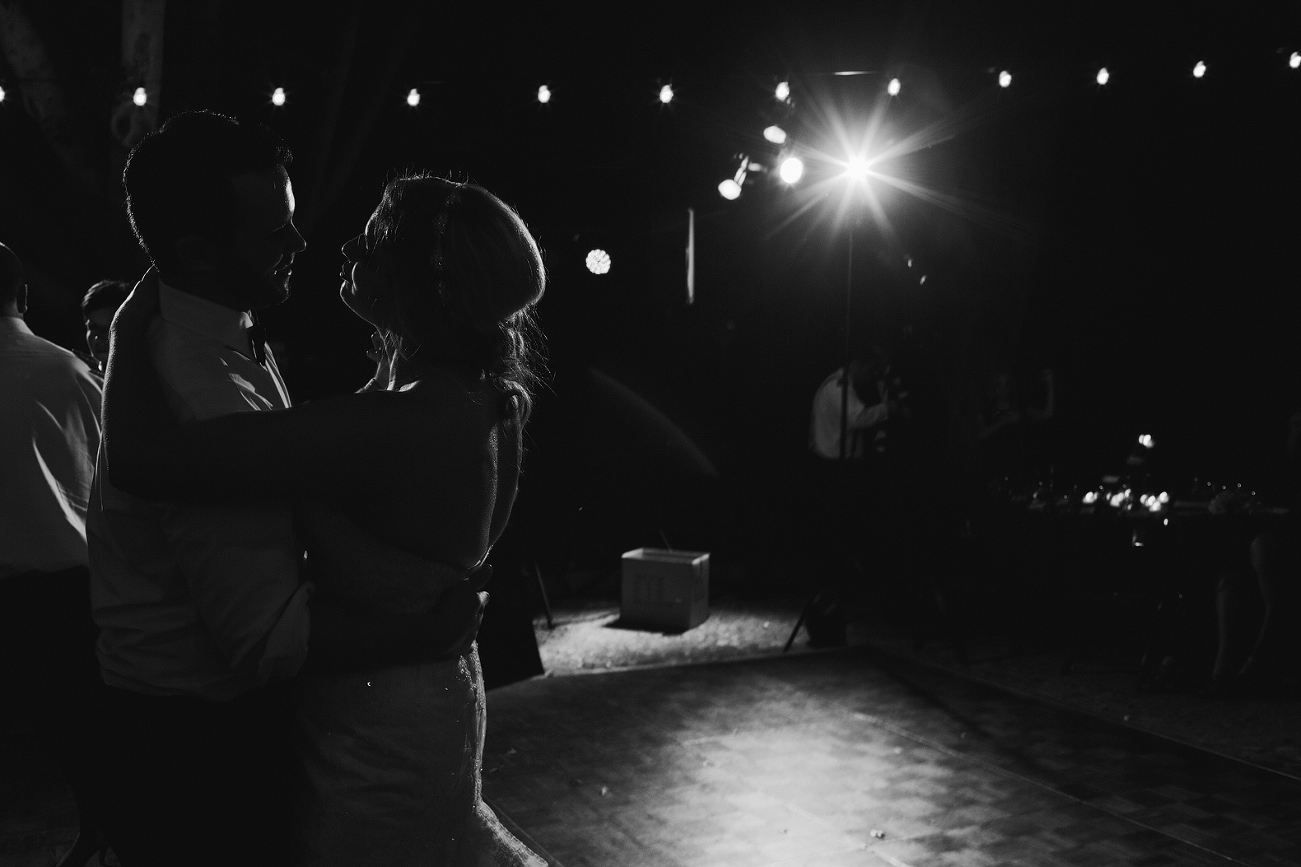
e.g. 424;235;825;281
15;283;27;315
174;236;218;272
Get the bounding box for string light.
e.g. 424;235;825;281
763;125;787;144
1096;67;1110;85
585;249;612;274
998;70;1012;88
132;87;147;106
887;77;901;96
659;84;674;104
1193;61;1207;78
271;87;286;106
778;156;804;184
1290;52;1300;69
775;80;790;101
406;88;420;107
537;84;551;104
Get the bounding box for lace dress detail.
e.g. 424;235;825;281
293;512;544;867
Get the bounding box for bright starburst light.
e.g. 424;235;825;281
762;74;1042;251
779;157;805;184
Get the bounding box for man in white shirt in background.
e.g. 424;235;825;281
0;242;110;867
90;111;481;867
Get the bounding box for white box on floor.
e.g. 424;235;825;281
620;548;710;631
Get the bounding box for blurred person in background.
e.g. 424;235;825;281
0;242;110;867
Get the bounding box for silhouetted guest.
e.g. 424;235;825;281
810;349;896;461
975;366;1054;498
1209;409;1301;697
0;243;109;867
79;279;131;376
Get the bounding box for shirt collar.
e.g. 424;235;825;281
158;280;256;358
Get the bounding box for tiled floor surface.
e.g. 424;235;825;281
481;647;1301;867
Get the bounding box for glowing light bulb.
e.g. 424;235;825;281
1158;491;1170;503
585;249;611;275
1193;61;1206;78
1109;493;1125;508
778;156;804;184
659;84;673;104
718;178;742;200
271;87;286;106
763;125;787;144
1082;491;1098;504
1149;500;1163;513
998;70;1012;88
887;77;901;96
0;85;5;103
775;80;790;101
537;85;551;104
1096;67;1110;85
1138;434;1154;448
406;88;420;107
1289;52;1301;69
132;87;147;107
919;275;927;285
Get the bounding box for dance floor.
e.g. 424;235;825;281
480;647;1301;867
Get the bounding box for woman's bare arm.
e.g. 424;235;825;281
103;271;449;502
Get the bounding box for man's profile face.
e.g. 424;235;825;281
213;167;307;310
84;307;115;368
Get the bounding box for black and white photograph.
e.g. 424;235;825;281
2;2;1299;865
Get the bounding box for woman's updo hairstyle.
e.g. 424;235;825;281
370;173;546;410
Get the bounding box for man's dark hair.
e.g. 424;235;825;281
123;110;293;275
82;279;132;316
0;243;21;307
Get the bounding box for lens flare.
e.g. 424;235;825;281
845;155;869;182
585;249;611;275
778;157;805;184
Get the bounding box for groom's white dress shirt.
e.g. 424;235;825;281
88;281;310;700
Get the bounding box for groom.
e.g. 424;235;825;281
88;111;483;866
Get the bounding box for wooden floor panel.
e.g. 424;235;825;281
481;648;1301;867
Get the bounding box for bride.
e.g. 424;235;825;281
103;173;548;866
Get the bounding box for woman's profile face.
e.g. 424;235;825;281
340;210;384;325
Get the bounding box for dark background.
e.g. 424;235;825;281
3;1;1300;575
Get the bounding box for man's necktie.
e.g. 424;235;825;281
248;313;267;367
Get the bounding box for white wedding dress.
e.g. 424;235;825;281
292;515;545;867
